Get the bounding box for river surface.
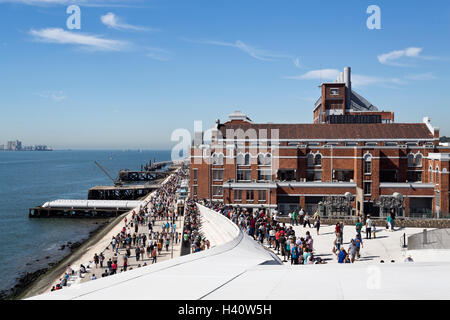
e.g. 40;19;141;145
0;149;170;293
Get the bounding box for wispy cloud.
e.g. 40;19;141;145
284;69;404;88
183;38;291;61
37;90;67;102
404;72;437;81
377;47;439;66
293;57;301;68
101;12;157;31
146;47;170;61
29;28;128;51
285;69;340;81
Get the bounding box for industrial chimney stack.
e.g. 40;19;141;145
344;67;351;110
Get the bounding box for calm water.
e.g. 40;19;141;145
0;150;171;292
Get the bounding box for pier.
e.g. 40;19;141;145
118;170;170;182
29;200;142;218
87;184;161;200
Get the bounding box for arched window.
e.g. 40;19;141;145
257;153;265;165
314;154;322;166
429;166;433;183
265;153;272;165
307;153;314;167
414;153;422;167
244;153;251;165
407;153;414;167
236;153;244;165
364;154;372;174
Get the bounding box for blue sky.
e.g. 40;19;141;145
0;0;449;149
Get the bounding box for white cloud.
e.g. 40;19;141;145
37;90;67;102
29;28;128;51
284;69;404;88
293;57;301;68
404;73;437;81
146;47;170;61
183;38;291;61
377;47;423;66
101;12;155;31
284;69;340;81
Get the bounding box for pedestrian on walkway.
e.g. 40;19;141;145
303;213;311;228
151;248;157;264
93;253;99;268
365;215;372;239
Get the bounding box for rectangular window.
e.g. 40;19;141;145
212;186;223;196
246;190;254;201
364;182;372;195
307;170;322;182
212;169;223;181
193;169;198;181
364;161;371;174
365;142;377;146
237;169;251;181
234;189;242;200
193;185;197;196
258;169;272;181
258;190;267;202
330;88;339;95
333;170;354;182
346;142;358;146
407;171;422;183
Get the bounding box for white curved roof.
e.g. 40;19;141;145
28;205;450;300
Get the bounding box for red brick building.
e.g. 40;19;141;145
190;78;450;219
313;67;394;124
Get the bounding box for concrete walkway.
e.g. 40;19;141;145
76;215;184;284
265;223;428;264
43;169;183;292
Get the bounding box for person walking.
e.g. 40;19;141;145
93;253;99;269
355;218;363;237
314;214;321;235
151;248;157;264
99;252;104;268
299;208;305;226
303;213;311;228
365;215;372;239
348;239;357;263
135;247;140;262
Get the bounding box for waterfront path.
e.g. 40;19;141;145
40;167;185;294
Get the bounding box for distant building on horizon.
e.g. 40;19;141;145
6;140;22;151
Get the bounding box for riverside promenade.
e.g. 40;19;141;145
23;165;187;297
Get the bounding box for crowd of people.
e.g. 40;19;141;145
195;200;404;266
198;201;327;264
182;200;210;253
50;164;189;292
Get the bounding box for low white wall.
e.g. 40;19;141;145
197;204;240;247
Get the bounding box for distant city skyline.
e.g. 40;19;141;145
0;0;449;149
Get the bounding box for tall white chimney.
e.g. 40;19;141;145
344;67;351;109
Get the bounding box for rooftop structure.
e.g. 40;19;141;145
313;67;395;124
